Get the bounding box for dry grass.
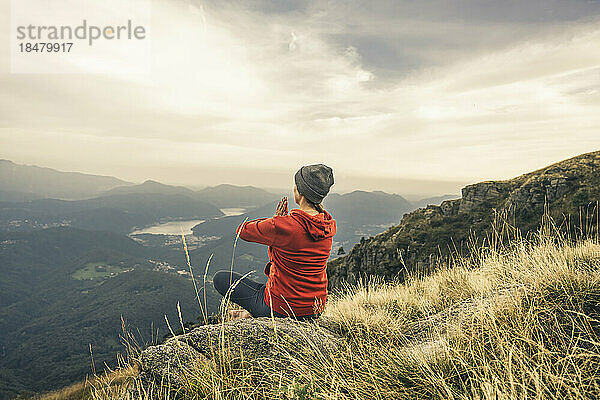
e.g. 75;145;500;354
30;366;137;400
43;216;600;399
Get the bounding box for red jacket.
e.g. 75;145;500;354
235;208;337;316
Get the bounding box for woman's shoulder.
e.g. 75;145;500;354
274;210;310;230
289;208;321;217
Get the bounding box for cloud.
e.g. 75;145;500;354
1;0;599;195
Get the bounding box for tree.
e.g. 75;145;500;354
337;246;345;255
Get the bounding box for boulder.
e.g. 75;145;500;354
136;317;345;392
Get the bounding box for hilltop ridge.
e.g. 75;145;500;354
0;159;130;200
327;150;600;289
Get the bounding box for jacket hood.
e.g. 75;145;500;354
290;208;337;241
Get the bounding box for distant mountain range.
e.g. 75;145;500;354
100;180;284;209
0;159;457;237
99;179;197;197
327;150;600;290
190;190;457;261
0;193;223;233
99;180;281;208
194;183;282;208
0;160;283;207
0;159;131;201
324;190;413;226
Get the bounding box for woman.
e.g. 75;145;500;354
213;164;337;321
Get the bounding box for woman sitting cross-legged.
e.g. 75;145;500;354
212;163;337;321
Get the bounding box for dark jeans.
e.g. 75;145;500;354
212;270;321;321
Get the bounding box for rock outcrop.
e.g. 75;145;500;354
459;181;515;214
136;317;345;391
327;151;600;290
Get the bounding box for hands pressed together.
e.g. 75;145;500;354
274;196;288;217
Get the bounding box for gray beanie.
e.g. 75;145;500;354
294;164;334;204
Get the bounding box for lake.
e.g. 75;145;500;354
220;207;246;216
129;219;206;235
129;207;246;235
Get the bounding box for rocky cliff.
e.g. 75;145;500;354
327;150;600;290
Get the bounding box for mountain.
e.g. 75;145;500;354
0;160;130;200
326;150;600;290
190;190;417;262
82;193;223;221
102;182;281;210
0;227;222;400
324;190;413;226
190;190;416;239
410;194;459;210
191;200;278;238
0;190;42;202
322;191;415;253
0;193;224;234
99;180;197;197
194;184;280;208
1;159;280;210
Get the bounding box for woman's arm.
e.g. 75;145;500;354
235;197;288;246
235;217;278;246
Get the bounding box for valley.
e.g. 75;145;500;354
0;159;455;399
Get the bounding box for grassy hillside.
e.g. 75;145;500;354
327;150;600;290
41;221;600;399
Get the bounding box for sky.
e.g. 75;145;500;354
1;0;600;197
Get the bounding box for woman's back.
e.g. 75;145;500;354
236;207;337;317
